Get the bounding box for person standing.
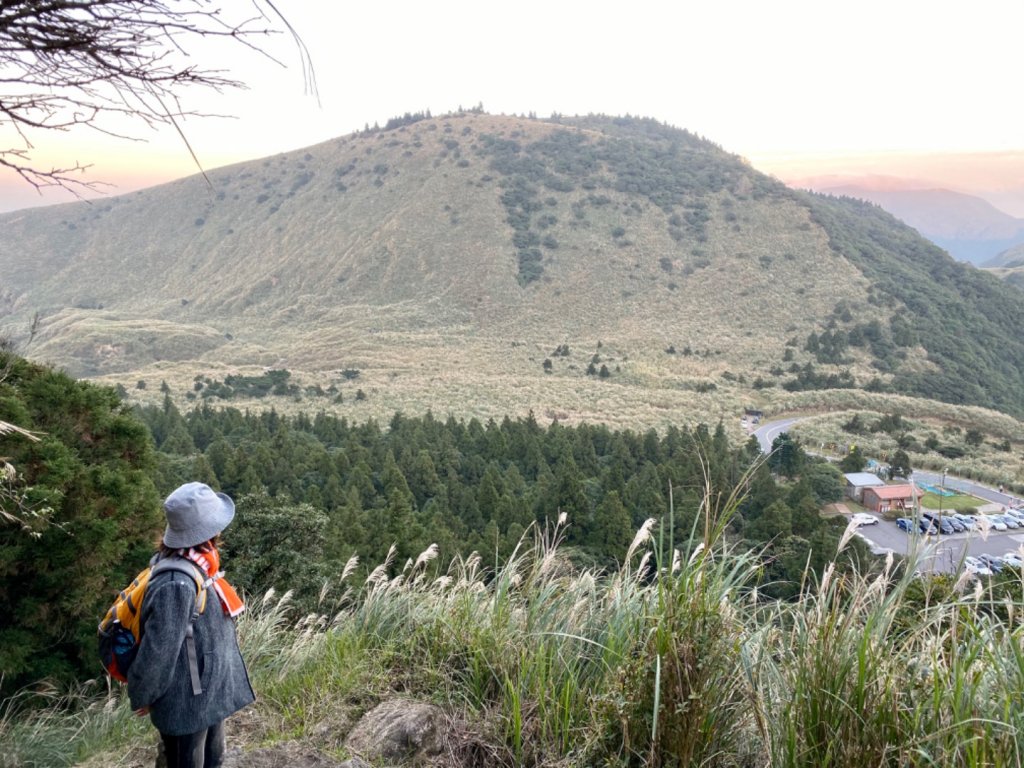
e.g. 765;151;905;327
128;482;255;768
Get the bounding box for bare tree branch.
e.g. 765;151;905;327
0;0;316;196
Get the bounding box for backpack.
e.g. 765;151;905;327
98;557;209;694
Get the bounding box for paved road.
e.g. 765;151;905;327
752;417;803;454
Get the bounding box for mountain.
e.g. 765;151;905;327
2;113;1024;421
792;177;1024;265
982;243;1024;292
986;242;1024;269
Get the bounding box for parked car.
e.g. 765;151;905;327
852;513;878;526
919;519;938;535
896;518;915;533
1001;552;1024;569
978;554;1005;572
981;515;1008;531
964;556;993;577
953;514;976;530
995;514;1019;529
1005;509;1024;524
924;511;962;532
923;513;956;535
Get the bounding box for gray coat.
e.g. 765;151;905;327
127;563;255;736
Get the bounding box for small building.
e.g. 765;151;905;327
843;472;885;502
861;484;922;515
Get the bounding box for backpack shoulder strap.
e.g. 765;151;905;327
149;556;208;696
150;558;209;613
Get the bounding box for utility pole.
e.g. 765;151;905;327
940;467;948;532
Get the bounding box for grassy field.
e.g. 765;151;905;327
919;493;985;512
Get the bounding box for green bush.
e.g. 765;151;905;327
0;353;160;693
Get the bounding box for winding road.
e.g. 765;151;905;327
752;417;803;454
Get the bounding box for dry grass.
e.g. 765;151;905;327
3;112;1020;466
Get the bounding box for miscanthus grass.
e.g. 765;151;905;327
4;486;1024;767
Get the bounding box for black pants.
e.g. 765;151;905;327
158;720;225;768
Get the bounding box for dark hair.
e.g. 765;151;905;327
156;533;222;558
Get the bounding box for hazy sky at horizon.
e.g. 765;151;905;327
2;0;1022;214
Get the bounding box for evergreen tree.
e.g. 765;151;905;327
0;353;160;692
840;445;867;473
804;461;844;504
590;491;633;563
379;451;422;561
889;449;913;479
346;460;379;509
476;464;506;523
790;494;822;538
768;432;805;477
323;486;367;564
746;499;792;542
623;462;666;528
190;453;219;487
409;449;444;508
225;490;330;611
205;438;238;491
552;454;591;540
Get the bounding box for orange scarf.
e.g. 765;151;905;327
180;543;246;618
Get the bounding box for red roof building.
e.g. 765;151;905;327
861;484;923;514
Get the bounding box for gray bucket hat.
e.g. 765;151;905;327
163;482;236;548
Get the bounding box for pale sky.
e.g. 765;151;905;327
2;0;1022;213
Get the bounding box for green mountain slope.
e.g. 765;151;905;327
2;113;1023;420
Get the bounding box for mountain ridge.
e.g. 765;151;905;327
791;177;1024;265
2;112;1023;421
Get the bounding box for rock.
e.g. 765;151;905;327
344;699;444;763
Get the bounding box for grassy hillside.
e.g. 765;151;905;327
5;515;1023;767
2;112;1024;425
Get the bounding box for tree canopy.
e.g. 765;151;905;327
0;352;160;693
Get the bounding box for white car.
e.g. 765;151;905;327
852;513;878;526
981;515;1008;532
964;556;993;577
1001;552;1024;569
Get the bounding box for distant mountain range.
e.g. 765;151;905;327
790;175;1024;266
2;113;1023;421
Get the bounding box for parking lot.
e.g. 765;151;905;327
856;516;1024;574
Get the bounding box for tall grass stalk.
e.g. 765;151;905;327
601;462;763;768
6;471;1024;767
0;681;146;768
